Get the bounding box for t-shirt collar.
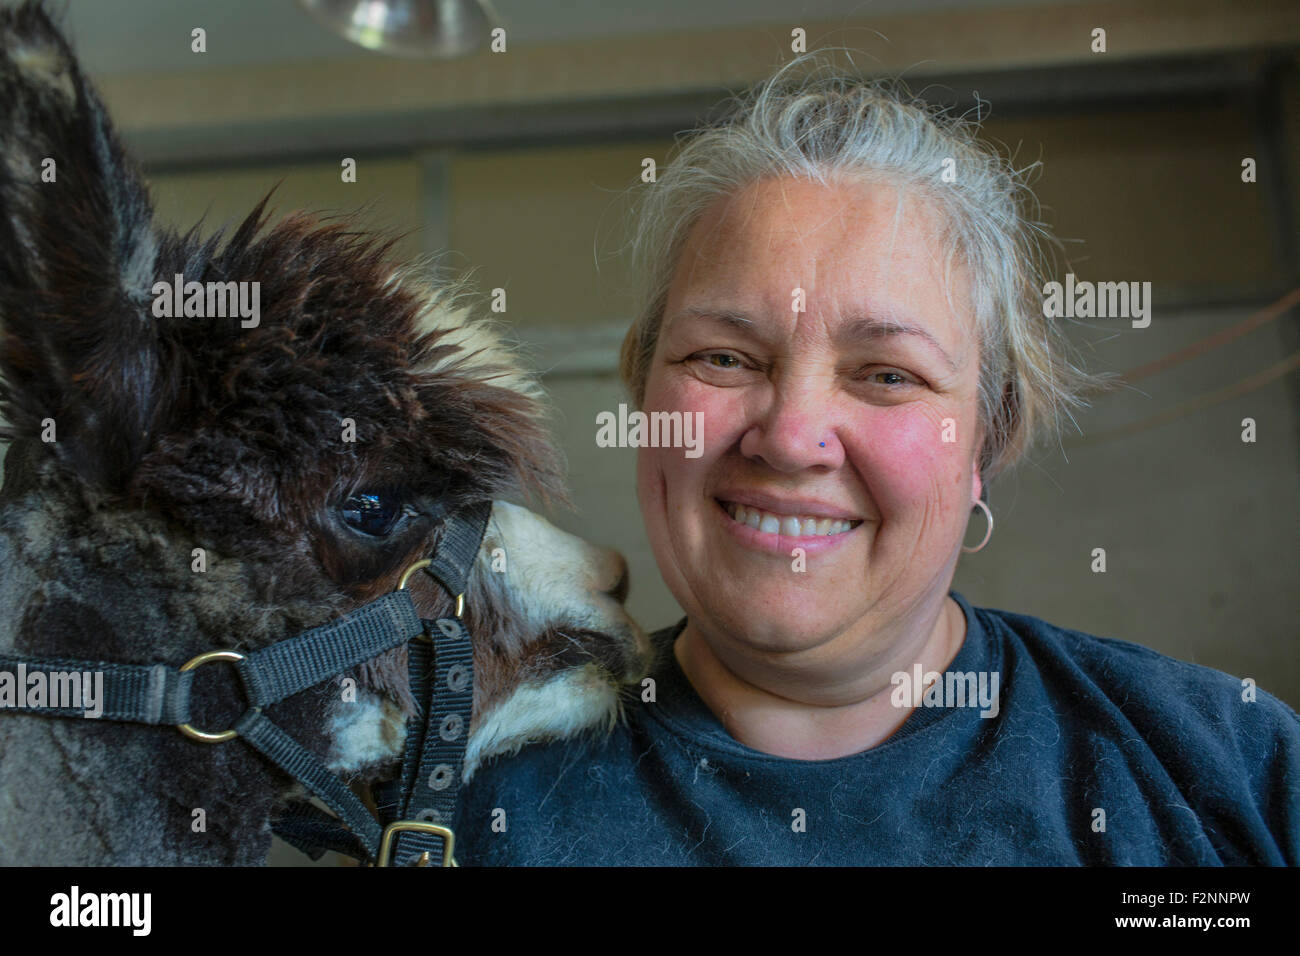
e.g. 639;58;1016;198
645;590;992;752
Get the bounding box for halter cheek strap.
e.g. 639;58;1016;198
361;500;490;867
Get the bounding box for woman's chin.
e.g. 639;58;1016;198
693;600;855;655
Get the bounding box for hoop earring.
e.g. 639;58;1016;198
961;499;993;554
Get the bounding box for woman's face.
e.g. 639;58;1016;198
637;176;984;662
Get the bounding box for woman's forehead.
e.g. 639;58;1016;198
675;177;949;285
664;177;976;351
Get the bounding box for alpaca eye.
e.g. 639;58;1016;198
340;491;409;537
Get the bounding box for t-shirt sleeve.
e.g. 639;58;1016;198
1061;628;1300;865
1177;674;1300;865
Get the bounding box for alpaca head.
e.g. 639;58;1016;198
0;1;650;864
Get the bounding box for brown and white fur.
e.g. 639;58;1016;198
0;1;650;865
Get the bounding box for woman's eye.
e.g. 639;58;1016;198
863;369;912;387
339;491;410;537
696;352;743;369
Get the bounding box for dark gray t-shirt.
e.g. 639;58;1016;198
453;591;1299;865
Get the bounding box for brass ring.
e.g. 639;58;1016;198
177;650;246;743
397;558;432;591
396;559;466;620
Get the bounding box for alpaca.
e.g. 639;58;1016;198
0;1;650;865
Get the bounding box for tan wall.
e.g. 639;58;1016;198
983;106;1281;291
1284;63;1300;277
448;139;667;327
149;158;426;264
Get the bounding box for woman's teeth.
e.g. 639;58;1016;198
721;501;859;537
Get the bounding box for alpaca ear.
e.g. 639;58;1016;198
0;2;163;494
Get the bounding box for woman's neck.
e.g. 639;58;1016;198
673;596;967;760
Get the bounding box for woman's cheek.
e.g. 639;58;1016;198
650;373;746;459
851;403;968;506
638;375;714;507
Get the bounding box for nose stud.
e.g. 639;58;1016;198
819;442;826;447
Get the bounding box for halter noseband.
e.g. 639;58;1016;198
0;500;493;867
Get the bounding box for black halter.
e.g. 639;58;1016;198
0;500;493;867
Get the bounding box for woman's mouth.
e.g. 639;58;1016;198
717;499;863;537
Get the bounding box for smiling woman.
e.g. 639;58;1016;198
641;178;982;699
451;53;1300;866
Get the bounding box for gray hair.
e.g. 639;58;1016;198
618;53;1107;483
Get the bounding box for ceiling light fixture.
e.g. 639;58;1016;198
297;0;498;59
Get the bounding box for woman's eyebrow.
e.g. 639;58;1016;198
835;315;958;371
670;307;759;333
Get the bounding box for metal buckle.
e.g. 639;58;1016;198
176;650;249;743
375;820;457;867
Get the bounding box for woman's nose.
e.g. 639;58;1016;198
737;375;844;473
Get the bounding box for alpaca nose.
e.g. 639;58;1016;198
605;555;630;605
581;539;629;604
